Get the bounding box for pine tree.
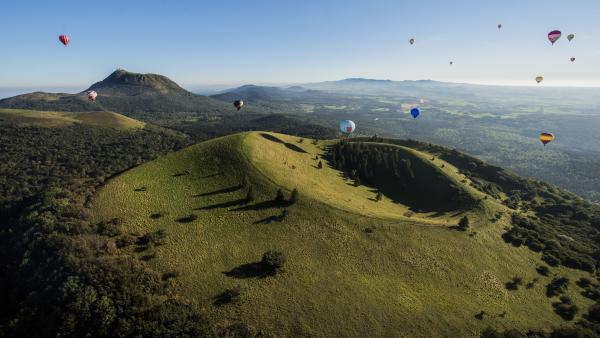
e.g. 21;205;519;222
274;189;285;204
458;216;470;231
245;185;255;203
290;188;299;204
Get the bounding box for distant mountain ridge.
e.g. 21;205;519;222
0;70;233;114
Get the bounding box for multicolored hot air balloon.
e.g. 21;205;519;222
570;57;576;62
86;91;97;102
233;100;244;111
410;107;420;119
409;38;415;45
547;30;561;45
339;120;356;134
59;35;70;46
539;132;554;146
497;23;502;29
535;75;544;84
567;33;575;42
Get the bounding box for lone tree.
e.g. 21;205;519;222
317;160;323;169
261;250;286;274
457;216;470;231
375;191;383;202
274;189;285;204
245;185;255;203
290;188;299;204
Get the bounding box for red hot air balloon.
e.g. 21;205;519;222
547;30;561;45
59;35;70;46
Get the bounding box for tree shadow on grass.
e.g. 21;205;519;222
283;143;307;153
231;199;289;211
175;214;198;223
193;185;242;197
223;262;274;279
260;133;285;144
196;199;248;210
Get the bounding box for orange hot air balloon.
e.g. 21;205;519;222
59;35;70;46
539;132;554;146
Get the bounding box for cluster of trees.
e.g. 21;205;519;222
0;125;188;212
328;140;476;212
0;123;213;336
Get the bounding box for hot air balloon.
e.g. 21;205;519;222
449;61;453;65
567;33;575;42
419;98;425;104
233;100;244;111
86;91;97;102
339;120;356;134
535;76;544;84
497;24;502;29
59;35;70;46
570;57;576;62
547;30;561;45
539;132;554;146
410;108;420;119
409;38;415;45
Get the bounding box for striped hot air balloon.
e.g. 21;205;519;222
547;30;561;45
59;35;70;46
539;132;555;146
339;120;356;134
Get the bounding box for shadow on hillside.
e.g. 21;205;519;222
193;185;242;197
223;262;274;279
201;172;221;178
172;170;190;177
196;198;247;210
284;143;307;153
231;199;289;211
260;132;307;153
260;133;284;144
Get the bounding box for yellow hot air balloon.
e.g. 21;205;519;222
539;132;554;146
535;76;543;84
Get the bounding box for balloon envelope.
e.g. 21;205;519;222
410;108;420;118
449;61;453;65
570;57;576;62
233;100;244;111
497;24;502;29
409;38;415;45
535;76;543;84
86;91;97;101
547;30;561;45
539;132;554;145
339;120;356;134
59;35;70;46
567;33;575;42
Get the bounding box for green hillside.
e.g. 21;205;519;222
0;108;145;130
91;132;594;336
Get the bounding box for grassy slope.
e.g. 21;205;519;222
0;108;145;130
91;132;593;337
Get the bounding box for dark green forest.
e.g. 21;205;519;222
0;124;217;337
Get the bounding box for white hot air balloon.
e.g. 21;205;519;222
339;120;356;134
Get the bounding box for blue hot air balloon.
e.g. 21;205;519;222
410;108;420;118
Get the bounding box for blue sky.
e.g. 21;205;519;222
1;0;600;90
